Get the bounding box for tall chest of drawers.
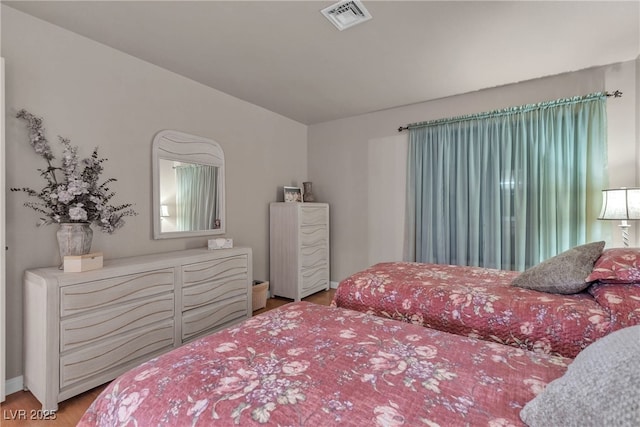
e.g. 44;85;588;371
270;203;330;301
23;247;252;411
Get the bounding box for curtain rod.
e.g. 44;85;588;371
397;90;623;132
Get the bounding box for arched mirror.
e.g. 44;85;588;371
152;130;225;239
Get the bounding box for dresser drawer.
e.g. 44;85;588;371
301;246;328;269
182;277;247;311
60;293;174;352
301;265;329;294
60;268;174;317
182;296;248;342
60;320;174;389
182;255;248;286
300;206;328;227
300;225;327;247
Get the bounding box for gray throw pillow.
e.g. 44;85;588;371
511;241;605;294
520;325;640;427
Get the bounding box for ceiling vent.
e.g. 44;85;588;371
321;0;372;31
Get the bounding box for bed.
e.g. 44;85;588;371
78;301;571;427
332;246;640;359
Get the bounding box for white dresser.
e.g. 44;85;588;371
270;203;329;301
23;247;252;411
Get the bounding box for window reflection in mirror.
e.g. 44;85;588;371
158;159;221;233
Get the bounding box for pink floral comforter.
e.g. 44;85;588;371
78;302;569;427
332;262;640;358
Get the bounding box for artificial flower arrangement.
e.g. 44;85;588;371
11;110;137;233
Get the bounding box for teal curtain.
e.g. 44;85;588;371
175;164;218;231
405;93;608;270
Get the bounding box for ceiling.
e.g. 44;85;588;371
3;1;639;125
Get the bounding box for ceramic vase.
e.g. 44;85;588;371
56;222;93;261
303;182;316;202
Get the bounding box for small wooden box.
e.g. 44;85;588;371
63;252;104;273
252;281;269;311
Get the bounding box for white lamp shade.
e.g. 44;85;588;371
160;205;170;217
598;188;640;220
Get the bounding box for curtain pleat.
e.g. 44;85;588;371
175;165;218;231
405;93;608;270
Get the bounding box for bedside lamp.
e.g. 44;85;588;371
598;187;640;247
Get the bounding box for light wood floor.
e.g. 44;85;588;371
0;289;336;426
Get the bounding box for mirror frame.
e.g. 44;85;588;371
152;129;226;239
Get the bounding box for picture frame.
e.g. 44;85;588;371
283;186;302;203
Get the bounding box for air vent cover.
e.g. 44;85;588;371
321;0;372;31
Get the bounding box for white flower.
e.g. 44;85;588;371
215;342;238;353
186;398;208;417
340;329;357;339
374;403;405;427
282;360;310;375
520;322;534;335
57;190;75;204
67;179;89;195
69;205;88;221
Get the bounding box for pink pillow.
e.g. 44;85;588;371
586;248;640;283
589;282;640;328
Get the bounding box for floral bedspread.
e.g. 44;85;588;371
78;302;569;427
331;262;631;358
589;282;640;328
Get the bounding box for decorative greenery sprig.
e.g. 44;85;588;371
11;110;137;233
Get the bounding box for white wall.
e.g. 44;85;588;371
1;6;307;381
367;135;406;264
309;60;639;282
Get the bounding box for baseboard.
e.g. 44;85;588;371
5;375;23;396
330;281;339;289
